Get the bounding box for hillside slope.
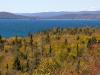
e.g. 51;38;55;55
0;12;35;19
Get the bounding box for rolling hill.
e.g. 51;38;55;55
0;11;100;19
17;11;100;19
0;12;35;19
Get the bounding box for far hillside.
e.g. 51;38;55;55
17;11;100;19
0;12;36;19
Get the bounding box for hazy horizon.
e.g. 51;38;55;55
0;0;100;13
0;10;100;14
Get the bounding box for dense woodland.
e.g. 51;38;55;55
0;28;100;75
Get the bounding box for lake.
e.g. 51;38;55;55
0;19;100;37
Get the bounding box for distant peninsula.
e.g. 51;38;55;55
0;12;35;19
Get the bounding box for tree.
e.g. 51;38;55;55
64;39;68;45
76;36;80;75
0;35;2;41
49;45;52;57
77;44;80;75
0;35;4;52
45;33;50;44
13;56;21;71
87;37;97;49
28;33;33;46
26;60;30;72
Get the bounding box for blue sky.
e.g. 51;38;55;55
0;0;100;13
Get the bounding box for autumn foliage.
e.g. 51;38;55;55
0;28;100;75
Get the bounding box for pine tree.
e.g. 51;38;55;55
87;36;97;48
13;56;21;71
49;45;52;57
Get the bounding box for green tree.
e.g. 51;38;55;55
13;56;21;71
87;36;97;48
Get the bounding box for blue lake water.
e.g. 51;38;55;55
0;19;100;37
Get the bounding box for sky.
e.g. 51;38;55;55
0;0;100;13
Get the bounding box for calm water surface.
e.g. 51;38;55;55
0;19;100;37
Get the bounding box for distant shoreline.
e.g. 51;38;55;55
0;18;99;20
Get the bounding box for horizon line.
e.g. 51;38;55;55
0;10;100;13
